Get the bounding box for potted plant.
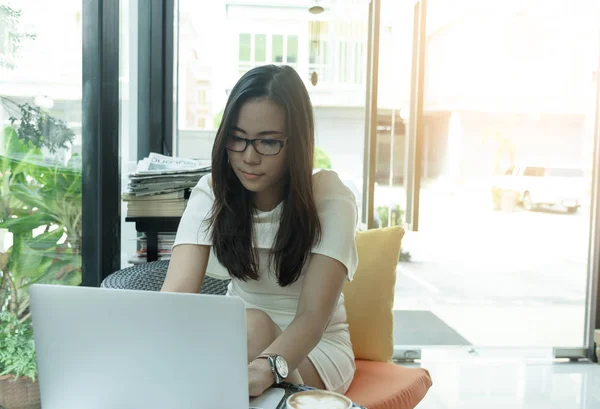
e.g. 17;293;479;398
0;97;81;408
0;312;39;409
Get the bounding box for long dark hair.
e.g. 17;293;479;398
207;65;321;286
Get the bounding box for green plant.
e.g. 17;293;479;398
1;151;83;299
376;204;411;262
8;103;75;153
376;204;403;228
314;146;332;169
0;312;36;381
213;108;224;130
0;97;82;383
0;4;36;70
399;250;411;262
0;101;82;322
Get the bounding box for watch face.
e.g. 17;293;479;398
275;356;289;378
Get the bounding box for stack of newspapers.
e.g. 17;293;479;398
128;233;176;264
123;153;210;217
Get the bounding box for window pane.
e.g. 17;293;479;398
338;41;346;81
176;0;368;230
0;1;83;312
309;39;317;64
197;89;206;105
255;34;266;62
119;0;138;269
239;33;251;61
545;168;584;178
272;34;284;63
0;23;7;55
523;166;544;177
287;35;298;63
385;0;600;349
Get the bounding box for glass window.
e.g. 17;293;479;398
545;168;584;178
309;40;317;65
239;33;251;62
358;42;365;82
255;34;266;62
272;34;284;63
338;41;346;82
0;8;21;66
176;0;369;226
0;1;83;316
120;0;138;269
353;42;361;83
346;42;355;83
0;24;7;55
322;41;331;82
523;166;544;177
197;89;206;105
390;0;600;350
287;35;298;64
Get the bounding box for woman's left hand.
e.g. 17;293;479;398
248;358;275;397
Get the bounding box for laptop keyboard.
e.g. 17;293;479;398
248;388;286;409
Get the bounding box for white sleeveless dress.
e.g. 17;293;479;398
173;169;359;393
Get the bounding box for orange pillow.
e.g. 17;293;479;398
343;227;404;362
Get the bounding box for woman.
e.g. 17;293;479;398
161;65;358;397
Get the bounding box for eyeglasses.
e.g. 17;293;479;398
226;135;287;156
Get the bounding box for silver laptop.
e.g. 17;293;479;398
30;284;285;409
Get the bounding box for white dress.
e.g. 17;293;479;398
173;169;359;393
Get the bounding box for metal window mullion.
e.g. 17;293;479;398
583;29;600;362
81;0;121;286
138;0;175;159
362;0;380;229
163;0;175;156
404;0;427;232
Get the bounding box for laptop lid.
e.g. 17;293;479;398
30;284;249;409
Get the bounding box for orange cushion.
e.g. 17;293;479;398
345;360;433;409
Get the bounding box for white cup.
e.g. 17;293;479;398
286;390;353;409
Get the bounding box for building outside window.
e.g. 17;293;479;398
237;32;299;75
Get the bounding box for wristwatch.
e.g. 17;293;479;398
255;353;289;384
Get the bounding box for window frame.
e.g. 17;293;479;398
81;0;121;286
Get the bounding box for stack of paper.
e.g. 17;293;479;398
122;191;189;217
128;233;176;264
126;153;211;197
123;153;210;217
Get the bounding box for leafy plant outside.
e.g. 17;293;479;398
314;146;332;169
0;96;82;382
0;4;37;70
376;204;411;262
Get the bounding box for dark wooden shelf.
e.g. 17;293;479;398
126;216;182;261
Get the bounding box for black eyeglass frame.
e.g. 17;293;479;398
225;135;288;156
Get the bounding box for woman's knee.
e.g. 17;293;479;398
246;309;282;345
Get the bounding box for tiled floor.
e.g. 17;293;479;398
407;348;600;409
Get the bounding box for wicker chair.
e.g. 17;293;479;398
101;260;229;295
